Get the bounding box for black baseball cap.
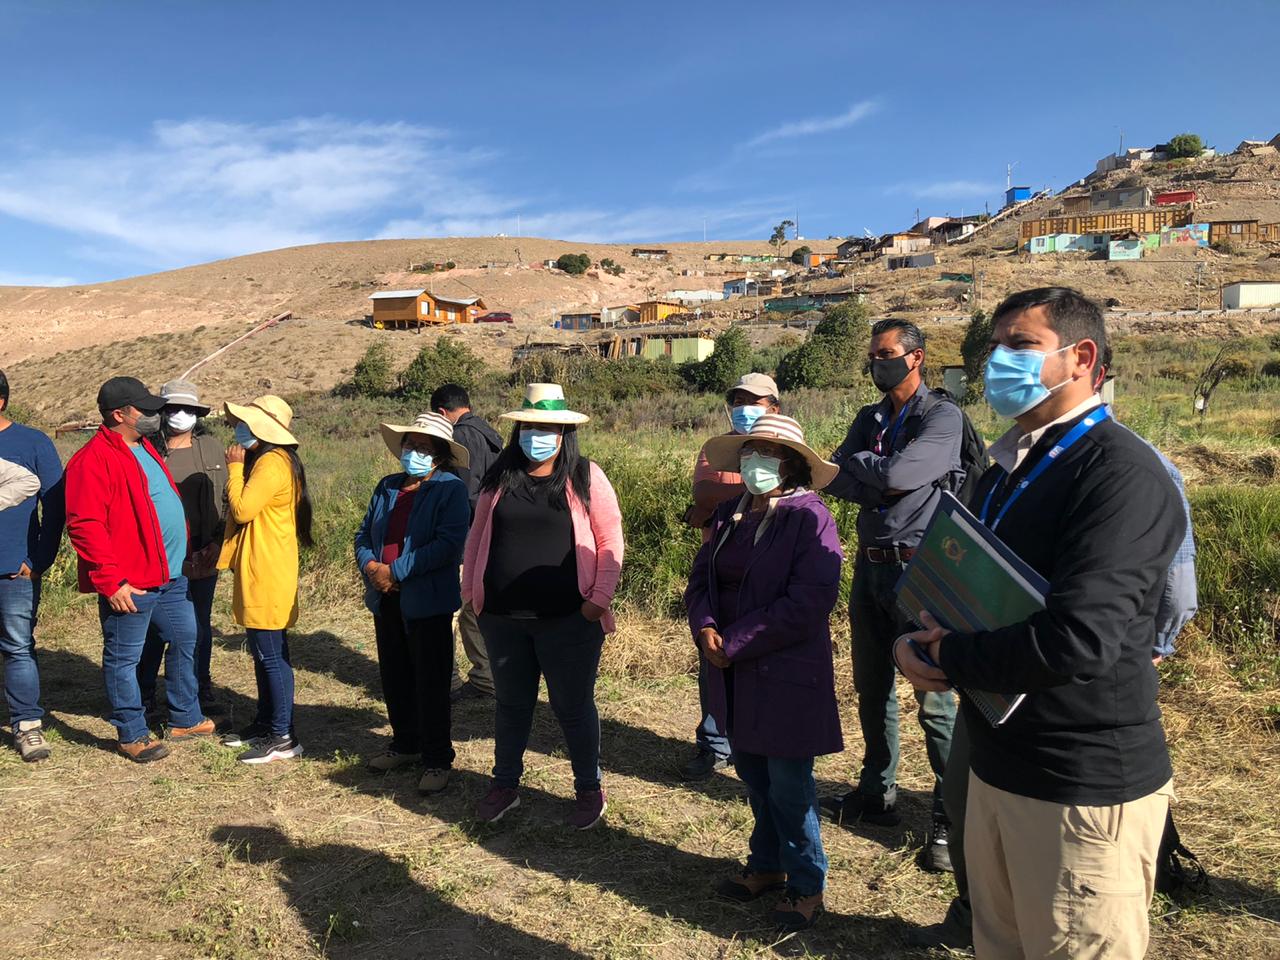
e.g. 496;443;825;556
96;376;166;414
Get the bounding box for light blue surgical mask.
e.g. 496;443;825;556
400;450;434;477
739;451;783;495
519;427;561;463
729;404;767;435
983;343;1076;419
233;422;259;449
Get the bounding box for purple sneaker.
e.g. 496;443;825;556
567;787;607;830
476;785;520;824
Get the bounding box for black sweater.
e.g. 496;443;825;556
939;413;1184;806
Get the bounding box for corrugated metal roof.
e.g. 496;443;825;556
431;294;481;306
369;289;426;300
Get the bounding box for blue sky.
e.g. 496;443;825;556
1;0;1277;285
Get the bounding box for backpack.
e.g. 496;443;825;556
907;388;989;505
1155;810;1207;895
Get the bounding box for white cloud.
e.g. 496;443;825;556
0;117;778;272
887;179;1003;199
742;101;878;149
0;270;80;287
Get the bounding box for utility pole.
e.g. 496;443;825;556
1006;161;1019;191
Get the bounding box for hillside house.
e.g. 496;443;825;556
764;292;857;313
930;219;978;244
1061;194;1092;215
1108;234;1143;261
836;237;878;260
1020;208;1190;243
1160;224;1209;247
600;304;641;327
637;300;686;325
1005;186;1032;206
666;288;726;304
886;252;937;270
1154;190;1197;206
368;289;487;329
1090;186;1153;210
877;232;931;257
1221;281;1280;310
910;216;951;235
631;248;670;260
723;277;756;297
555;312;602;331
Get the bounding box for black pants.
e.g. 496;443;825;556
372;594;455;769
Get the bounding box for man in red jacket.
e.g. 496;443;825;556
65;377;213;762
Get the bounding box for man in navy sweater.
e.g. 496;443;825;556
0;371;65;762
897;288;1183;959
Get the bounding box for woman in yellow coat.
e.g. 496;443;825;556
216;395;313;765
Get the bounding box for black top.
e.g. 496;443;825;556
940;413;1184;806
483;474;580;618
452;412;505;513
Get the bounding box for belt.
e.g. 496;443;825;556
863;545;915;564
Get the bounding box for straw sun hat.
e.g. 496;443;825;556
379;412;470;468
223;395;298;447
500;383;589;425
702;413;839;490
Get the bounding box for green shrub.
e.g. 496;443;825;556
350;341;395;397
791;245;812;265
397;338;486;398
776;301;870;390
960;309;994;401
1260;359;1280;378
555;253;592;275
682;326;751;394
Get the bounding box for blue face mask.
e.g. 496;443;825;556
729;404;767;435
400;450;434;477
519;427;561;463
984;343;1076;419
233;422;259;449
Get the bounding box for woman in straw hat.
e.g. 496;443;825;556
216;395;314;765
355;412;471;794
461;383;624;830
684;413;844;932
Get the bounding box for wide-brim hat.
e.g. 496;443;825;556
500;383;589;425
224;394;298;447
380;412;470;468
159;378;211;416
703;413;839;490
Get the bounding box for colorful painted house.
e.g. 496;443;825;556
1005;185;1032;206
1160;224;1210;247
1108;237;1143;261
637;300;686;326
640;332;715;363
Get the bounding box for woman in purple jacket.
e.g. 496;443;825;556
685;414;844;933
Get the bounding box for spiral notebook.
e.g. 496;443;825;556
894;492;1049;726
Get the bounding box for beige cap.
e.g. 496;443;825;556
725;372;780;403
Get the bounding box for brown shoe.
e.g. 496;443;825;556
118;736;171;763
418;767;450;794
772;889;824;931
167;717;215;741
715;865;787;903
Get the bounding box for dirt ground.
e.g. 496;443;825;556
0;592;1275;960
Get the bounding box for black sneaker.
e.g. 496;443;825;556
238;732;303;765
919;818;954;873
820;789;901;827
681;748;730;781
220;722;270;748
906;896;973;950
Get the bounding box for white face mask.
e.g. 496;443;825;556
166;410;197;433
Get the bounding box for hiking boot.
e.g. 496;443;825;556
906;896;974;950
418;767;450;794
681;748;730;781
715;865;787;903
118;736;170;763
455;681;492;701
919;818;954;873
167;717;216;741
367;748;419;773
476;785;521;824
771;889;824;932
820;789;901;827
237;732;303;765
14;720;50;762
220;722;270;748
567;787;607;830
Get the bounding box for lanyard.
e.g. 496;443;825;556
980;406;1110;531
875;400;912;456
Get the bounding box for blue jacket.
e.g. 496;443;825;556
355;471;469;620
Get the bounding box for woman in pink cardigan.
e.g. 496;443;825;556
462;384;624;830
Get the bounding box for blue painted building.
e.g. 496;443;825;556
1005;185;1032;206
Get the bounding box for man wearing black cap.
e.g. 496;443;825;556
65;377;213;762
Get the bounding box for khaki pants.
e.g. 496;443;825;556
450;601;493;694
967;772;1172;960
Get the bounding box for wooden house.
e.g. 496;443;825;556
877;232;931;257
637;300;686;326
368;289;488;329
630;248;670;260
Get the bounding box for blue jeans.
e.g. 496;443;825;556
246;628;293;737
695;650;731;760
138;572;219;705
734;750;827;897
98;577;201;743
0;575;42;725
481;610;604;793
851;558;956;817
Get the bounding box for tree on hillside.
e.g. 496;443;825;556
555;253;593;275
769;220;795;250
791;245;812;265
682;326;752;394
960;308;994;401
775;300;871;390
1166;133;1204;159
